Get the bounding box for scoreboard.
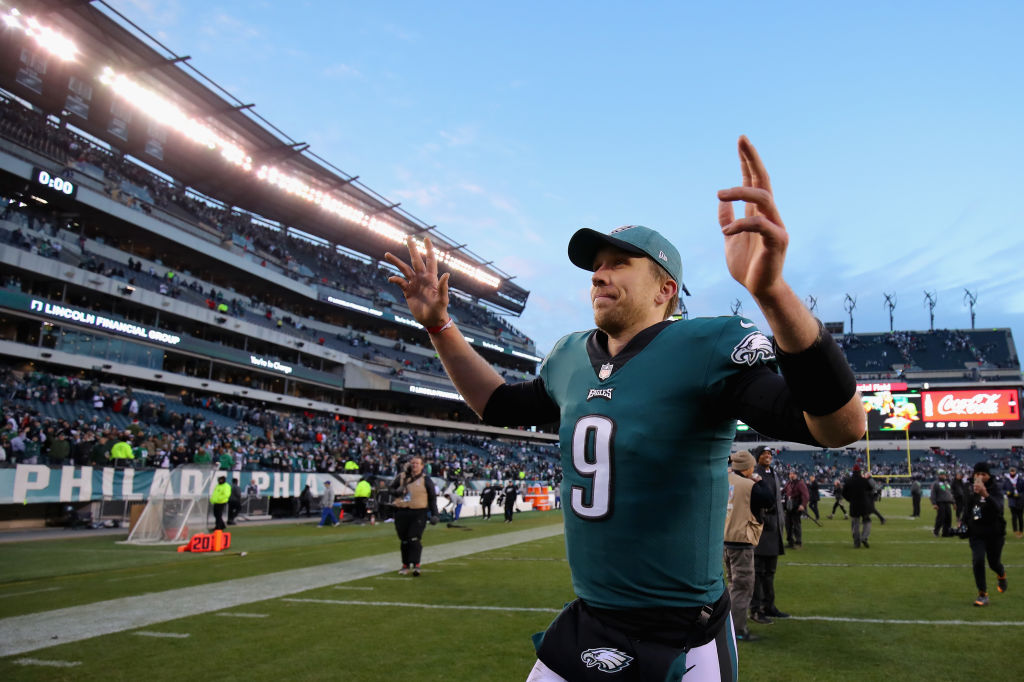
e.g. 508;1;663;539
859;382;1021;434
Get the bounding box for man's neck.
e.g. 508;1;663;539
604;315;667;357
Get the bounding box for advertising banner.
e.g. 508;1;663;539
921;388;1019;423
0;467;354;505
861;386;1021;434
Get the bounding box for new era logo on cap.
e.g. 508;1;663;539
567;225;688;295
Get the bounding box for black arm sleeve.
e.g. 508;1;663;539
426;477;439;517
749;478;775;511
481;378;560;427
715;365;821;446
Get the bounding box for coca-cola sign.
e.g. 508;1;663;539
922;389;1019;422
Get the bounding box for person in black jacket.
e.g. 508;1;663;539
389;456;440;576
227;477;242;525
828;478;848;520
807;476;821;521
724;450;775;641
480;482;500;520
962;461;1008;607
843;465;874;548
751;446;789;624
502;481;519;523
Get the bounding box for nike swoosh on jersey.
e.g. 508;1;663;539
739;321;756;328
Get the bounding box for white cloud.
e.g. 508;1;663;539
322;62;362;79
114;0;182;27
439;126;478;147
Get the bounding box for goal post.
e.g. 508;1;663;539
865;428;914;481
125;464;219;545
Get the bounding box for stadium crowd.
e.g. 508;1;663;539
2;193;534;388
0;367;561;485
0;95;532;350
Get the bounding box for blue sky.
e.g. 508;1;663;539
106;0;1024;357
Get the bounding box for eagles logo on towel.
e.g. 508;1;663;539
580;647;634;673
731;331;775;366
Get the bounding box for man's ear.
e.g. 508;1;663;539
654;279;678;306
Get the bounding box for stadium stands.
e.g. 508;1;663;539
0;366;560;482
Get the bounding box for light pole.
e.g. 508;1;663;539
963;289;978;329
844;294;857;334
924;291;937;331
883;292;897;332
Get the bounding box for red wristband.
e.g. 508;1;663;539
426;318;454;334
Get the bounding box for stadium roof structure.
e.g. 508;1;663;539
0;0;530;314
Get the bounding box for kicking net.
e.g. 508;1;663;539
126;464;219;544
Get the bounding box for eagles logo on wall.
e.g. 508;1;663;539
731;331;775;366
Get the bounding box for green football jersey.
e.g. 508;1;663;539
539;315;776;610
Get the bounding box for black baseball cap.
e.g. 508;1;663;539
568;225;690;295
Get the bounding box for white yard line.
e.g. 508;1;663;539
469;556;567;562
0;587;61;599
284;598;560;613
13;657;81;667
281;599;1024;627
105;572;166;582
787;562;1024;568
791;615;1024;627
0;524;563;658
214;612;268;618
133;631;190;638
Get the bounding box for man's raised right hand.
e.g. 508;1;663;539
385;236;450;328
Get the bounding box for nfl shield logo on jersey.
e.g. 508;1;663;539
598;363;614;380
581;647;634;673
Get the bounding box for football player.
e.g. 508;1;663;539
385;136;865;681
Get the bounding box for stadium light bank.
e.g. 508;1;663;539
4;6;502;290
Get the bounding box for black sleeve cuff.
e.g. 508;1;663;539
481;378;560;427
774;320;858;417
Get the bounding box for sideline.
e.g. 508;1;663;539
786;562;1024;569
0;523;563;658
285;598;1024;628
791;615;1024;627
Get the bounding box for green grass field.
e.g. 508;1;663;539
1;499;1022;681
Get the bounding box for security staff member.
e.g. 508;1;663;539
390;456;439;576
109;438;134;468
210;475;231;531
453;482;466;520
354;477;373;521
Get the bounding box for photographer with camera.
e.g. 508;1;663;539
389;455;440;577
961;462;1008;607
724;450;774;642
